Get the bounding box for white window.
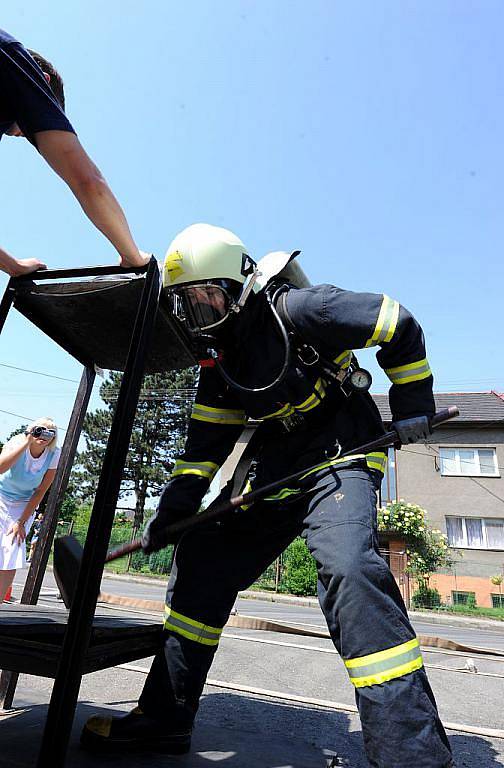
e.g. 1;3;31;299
380;446;397;503
446;516;504;550
439;447;498;477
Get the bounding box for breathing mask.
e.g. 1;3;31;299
171;280;239;334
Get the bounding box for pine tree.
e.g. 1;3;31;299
74;368;197;528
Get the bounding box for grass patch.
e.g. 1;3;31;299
413;605;504;621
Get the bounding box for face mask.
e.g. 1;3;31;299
172;282;236;333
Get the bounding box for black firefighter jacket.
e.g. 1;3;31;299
161;283;435;515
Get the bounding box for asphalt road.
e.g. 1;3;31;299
5;570;504;767
33;569;504;650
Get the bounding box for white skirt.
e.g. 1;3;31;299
0;494;35;570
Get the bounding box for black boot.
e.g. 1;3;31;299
80;706;192;754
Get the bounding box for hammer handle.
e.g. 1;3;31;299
105;405;459;564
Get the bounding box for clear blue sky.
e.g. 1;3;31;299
1;1;503;441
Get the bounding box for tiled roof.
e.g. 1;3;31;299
373;391;504;426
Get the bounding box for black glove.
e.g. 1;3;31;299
391;415;431;445
141;493;191;554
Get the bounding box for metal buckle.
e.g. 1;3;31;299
297;344;319;366
281;412;306;432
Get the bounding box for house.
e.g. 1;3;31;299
375;392;504;608
219;391;504;609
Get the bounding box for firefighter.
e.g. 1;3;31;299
82;223;454;767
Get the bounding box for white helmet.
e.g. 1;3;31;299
163;223;309;333
163;223;250;290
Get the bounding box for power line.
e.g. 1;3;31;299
0;407;67;433
0;362;198;391
0;362;80;383
1;359;502;392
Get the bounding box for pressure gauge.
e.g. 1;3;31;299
348;368;372;392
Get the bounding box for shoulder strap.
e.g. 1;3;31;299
275;288;352;381
275;288;324;368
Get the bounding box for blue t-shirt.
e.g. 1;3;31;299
0;28;75;145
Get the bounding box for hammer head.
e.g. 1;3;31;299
54;535;84;608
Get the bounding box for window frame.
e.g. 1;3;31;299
491;594;504;609
446;515;504;550
380;446;397;504
451;590;476;606
439;446;499;477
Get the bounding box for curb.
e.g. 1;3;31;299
47;565;169;588
407;609;504;633
94;574;504;633
47;567;504;633
237;590;504;633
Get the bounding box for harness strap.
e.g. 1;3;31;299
230;424;267;498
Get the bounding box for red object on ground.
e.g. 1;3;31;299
3;584;12;602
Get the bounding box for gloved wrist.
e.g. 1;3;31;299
391;415;432;445
141;508;190;554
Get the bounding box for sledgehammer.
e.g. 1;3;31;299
54;406;458;607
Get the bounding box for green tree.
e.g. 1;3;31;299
59;478;81;522
281;537;318;596
75;368;197;528
4;424;28;443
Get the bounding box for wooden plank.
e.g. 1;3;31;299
0;636;60;678
0;604;160;638
0;627;162;680
83;634;163;674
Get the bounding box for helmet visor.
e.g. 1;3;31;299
174;283;234;332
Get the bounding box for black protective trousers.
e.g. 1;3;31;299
139;464;452;768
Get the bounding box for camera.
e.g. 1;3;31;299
29;426;55;440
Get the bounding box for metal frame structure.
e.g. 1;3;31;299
0;259;163;766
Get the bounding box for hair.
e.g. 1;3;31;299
30;417;59;452
27;49;66;110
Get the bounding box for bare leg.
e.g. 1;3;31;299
0;570;16;603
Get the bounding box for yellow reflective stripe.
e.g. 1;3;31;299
345;637;419;668
350;656;424;688
333;350;352;369
365;295;400;348
258;403;295;420
294;377;326;413
365;452;387;474
262;453;388;504
172;459;219;480
385;357;432;385
298;453;366;482
240;479;253;509
264;487;302;501
191;403;246;425
345;638;423;688
164;606;223;646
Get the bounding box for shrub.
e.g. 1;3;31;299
148;547;174;575
281;537;317;596
378;500;453;588
411;586;442;609
466;594;477;609
131;549;150;571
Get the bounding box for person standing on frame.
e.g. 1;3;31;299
0;418;60;602
0;26;150;277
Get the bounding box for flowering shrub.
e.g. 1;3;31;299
378;500;453;588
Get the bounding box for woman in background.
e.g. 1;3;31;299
0;418;60;602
